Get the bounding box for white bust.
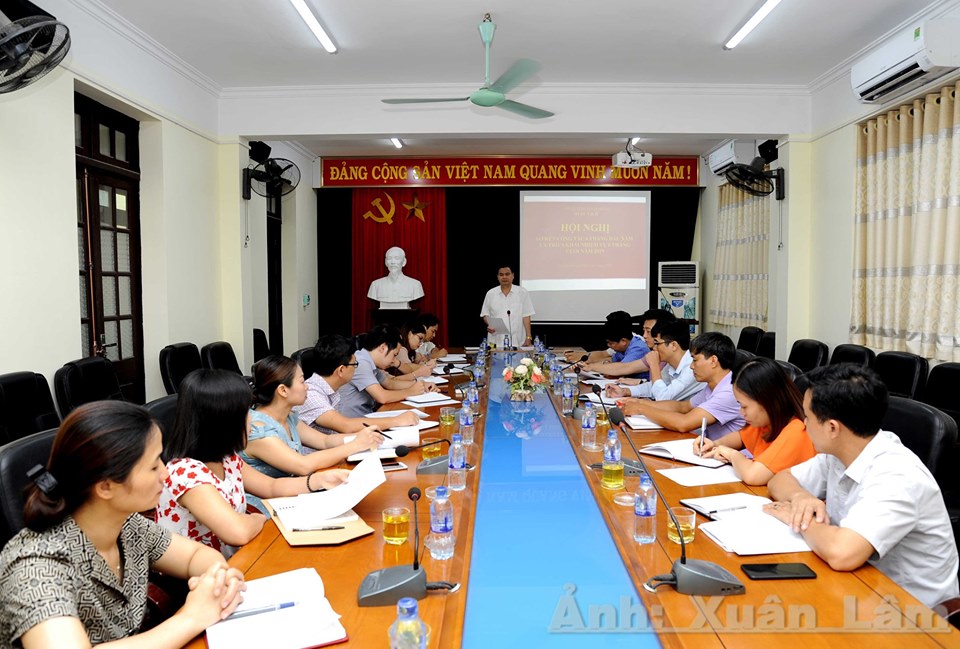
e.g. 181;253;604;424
367;246;425;310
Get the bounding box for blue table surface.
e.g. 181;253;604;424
461;354;661;647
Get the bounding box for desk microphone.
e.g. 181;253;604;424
586;385;643;476
559;354;588;371
396;439;452;475
608;407;745;597
506;310;515;350
358;486;460;607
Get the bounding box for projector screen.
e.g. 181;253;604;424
519;191;650;322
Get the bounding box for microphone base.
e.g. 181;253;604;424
417;455;449;474
358;565;428;607
589;461;644;477
674;559;745;596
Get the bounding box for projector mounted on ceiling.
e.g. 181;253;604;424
612;140;652;169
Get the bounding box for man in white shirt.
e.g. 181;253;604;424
765;363;959;610
605;320;704;402
480;265;534;347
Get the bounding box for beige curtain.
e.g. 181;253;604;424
852;80;960;361
710;183;769;329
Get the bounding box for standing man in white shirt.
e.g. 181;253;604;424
480;265;535;347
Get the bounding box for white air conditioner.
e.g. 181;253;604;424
851;17;960;104
658;261;700;335
706;140;754;176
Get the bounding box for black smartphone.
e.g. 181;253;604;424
741;563;816;580
381;461;407;472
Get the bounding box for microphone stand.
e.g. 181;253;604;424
506;309;514;350
586;385;643;476
608;407;745;597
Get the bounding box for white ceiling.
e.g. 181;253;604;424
94;0;945;157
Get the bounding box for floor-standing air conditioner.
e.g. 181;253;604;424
658;261;700;335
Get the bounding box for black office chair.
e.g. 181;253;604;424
775;359;803;382
291;346;320;380
874;351;929;400
881;397;957;482
0;372;60;445
200;341;243;375
787;339;829;373
53;356;125;416
253;328;270;362
0;428;57;546
757;331;776;360
829;343;876;368
159;343;202;395
144;394;178;435
923;363;960;431
736;326;764;354
733;349;756;371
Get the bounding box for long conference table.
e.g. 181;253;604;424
184;352;960;648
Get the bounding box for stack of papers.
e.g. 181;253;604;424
625;414;660;430
364;409;427;419
402;392;460;408
266;457;385;531
637;438;724;468
657;465;742;487
205;568;347;648
437;354;467;363
580;392;620;406
420;375;448;385
699;509;812;555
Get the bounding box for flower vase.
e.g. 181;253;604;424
510;388;534;402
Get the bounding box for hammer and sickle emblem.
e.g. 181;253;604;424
362;192;395;224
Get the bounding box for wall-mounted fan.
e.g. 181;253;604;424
725;156;785;200
381;13;552;119
0;0;71;94
243;158;301;199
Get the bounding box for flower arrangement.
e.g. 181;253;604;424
502;357;545;401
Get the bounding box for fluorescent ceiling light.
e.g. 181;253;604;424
630;137;643;145
288;0;338;53
724;0;782;50
390;138;403;149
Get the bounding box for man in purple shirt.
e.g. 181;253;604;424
620;331;745;439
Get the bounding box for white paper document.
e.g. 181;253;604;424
420;376;448;385
434;366;464;375
363;408;427;419
699;509;812;556
657;464;742;487
206;568;346;649
580;392;620;406
404;391;458;405
267;456;386;530
402;398;459;408
343;425;420;450
347;448;397;461
486;318;508;335
436;354;467;362
638;438;724;468
581;378;619;387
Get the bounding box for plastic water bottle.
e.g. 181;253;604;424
502;334;511;350
425;486;454;559
459;406;475;445
467;382;480;409
448;434;467;490
601;429;624;490
561;378;575;417
388;596;429;649
634;474;657;544
580;402;596;450
533;335;541;352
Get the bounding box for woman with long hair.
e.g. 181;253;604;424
158;370;350;557
393;320;436;378
243;355;382;512
0;401;245;647
695;357;816;485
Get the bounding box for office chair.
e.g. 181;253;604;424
0;372;60;445
54;357;125;416
158;343;202;395
874;351;929;400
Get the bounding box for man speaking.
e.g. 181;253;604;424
480;265;535;347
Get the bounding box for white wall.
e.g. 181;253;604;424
0;69;81;389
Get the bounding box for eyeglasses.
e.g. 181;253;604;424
344;362;360;368
651;340;668;348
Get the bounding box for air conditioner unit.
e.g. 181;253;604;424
658;262;700;335
706;140;754;176
851;17;960;104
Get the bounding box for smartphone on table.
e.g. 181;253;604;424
741;563;816;580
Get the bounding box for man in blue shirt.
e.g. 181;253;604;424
580;319;650;380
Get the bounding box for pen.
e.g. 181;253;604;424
292;525;345;532
698;417;706;457
706;506;747;516
362;422;392;440
227;601;296;620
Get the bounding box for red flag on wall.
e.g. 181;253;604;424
350;188;448;345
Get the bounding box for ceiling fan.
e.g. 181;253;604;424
381;13;553;119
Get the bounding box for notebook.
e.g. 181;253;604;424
625;414;661;430
637;438;724;468
699;509;812;555
205;568;347;648
679;492;772;520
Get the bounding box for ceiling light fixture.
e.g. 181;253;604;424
288;0;338;53
390;138;403;149
630;137;643;146
724;0;782;50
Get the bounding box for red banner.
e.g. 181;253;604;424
322;156;699;187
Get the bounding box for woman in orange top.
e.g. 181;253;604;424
695;357;815;485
